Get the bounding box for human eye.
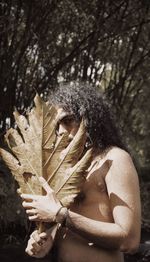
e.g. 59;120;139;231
61;115;75;125
62;117;72;125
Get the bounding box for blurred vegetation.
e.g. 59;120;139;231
0;0;150;247
0;159;28;245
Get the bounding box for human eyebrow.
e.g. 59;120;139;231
59;114;75;123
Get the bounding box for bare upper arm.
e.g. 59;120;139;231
105;148;141;252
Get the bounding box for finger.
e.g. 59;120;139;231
31;230;41;242
25;246;39;257
39;225;57;241
31;229;38;236
29;250;44;258
31;231;45;246
25;247;35;256
26;209;37;215
39;177;53;194
32;241;42;251
21;194;39;201
25;239;35;256
22;201;34;208
39;232;47;239
29;214;38;221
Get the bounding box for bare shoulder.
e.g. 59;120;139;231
105;146;139;182
105;147;136;171
106;146;132;161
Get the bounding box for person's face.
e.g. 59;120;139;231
56;108;80;140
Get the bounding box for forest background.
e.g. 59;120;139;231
0;0;150;259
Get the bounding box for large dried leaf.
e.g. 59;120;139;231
0;94;93;208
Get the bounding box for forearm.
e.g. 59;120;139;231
65;210;126;249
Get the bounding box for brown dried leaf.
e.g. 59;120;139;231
0;94;92;207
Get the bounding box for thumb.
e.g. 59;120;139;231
39;177;53;194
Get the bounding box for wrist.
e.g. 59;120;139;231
55;206;68;226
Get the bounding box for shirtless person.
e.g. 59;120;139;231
21;83;141;262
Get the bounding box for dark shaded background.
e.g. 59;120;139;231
0;0;150;261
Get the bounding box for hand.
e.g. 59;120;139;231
21;177;62;222
26;225;57;258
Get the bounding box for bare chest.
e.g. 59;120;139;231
71;158;113;222
83;159;108;196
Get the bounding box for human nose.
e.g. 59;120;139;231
57;124;68;136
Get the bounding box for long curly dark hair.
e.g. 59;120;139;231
49;82;126;152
